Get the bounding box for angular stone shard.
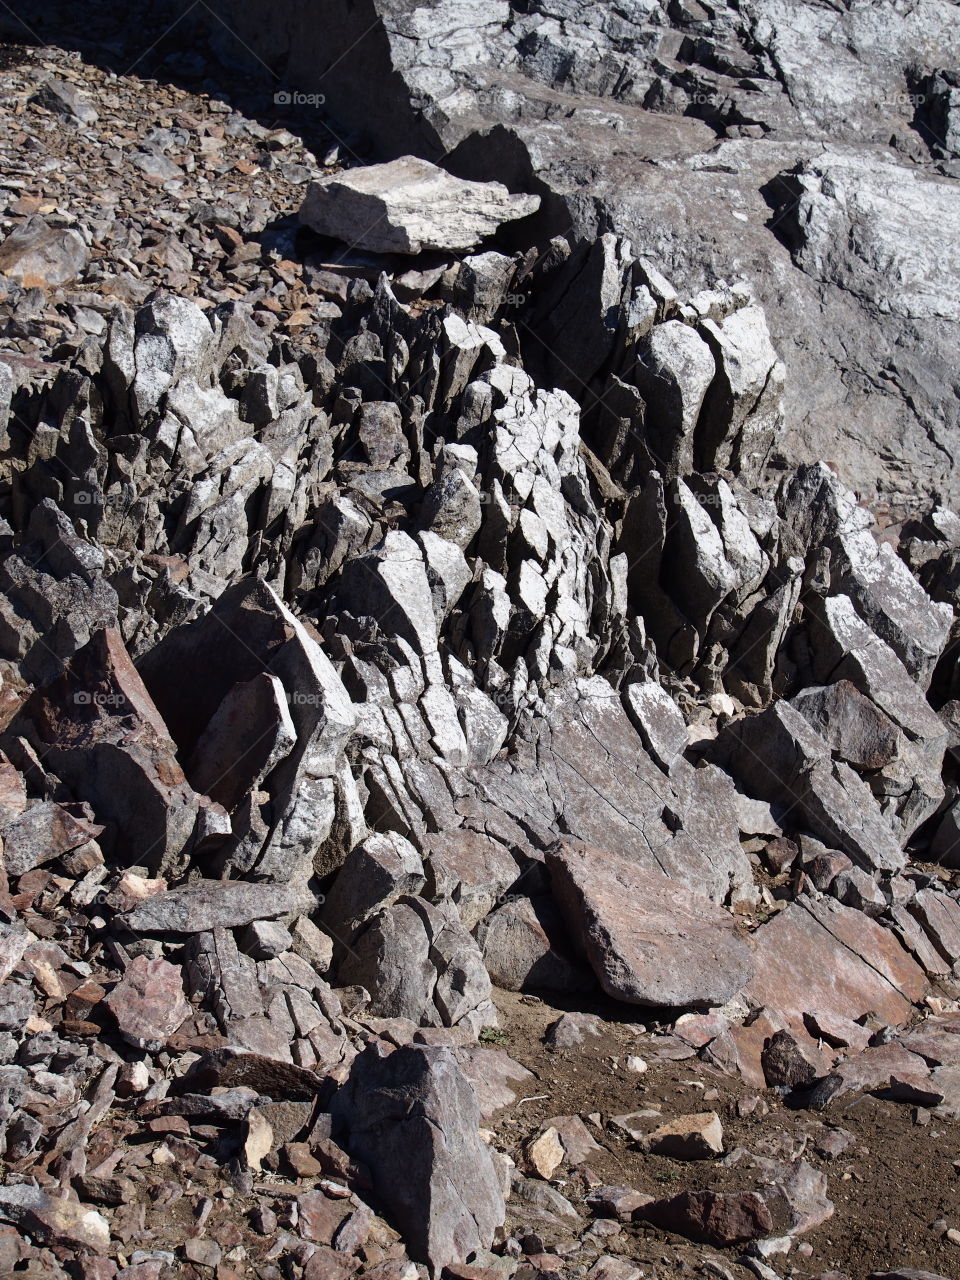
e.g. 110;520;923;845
476;895;594;993
1;802;103;877
635;1189;772;1247
7;627;207;874
622;680;688;772
0;1183;110;1251
331;1043;505;1271
545;840;754;1008
645;1111;724;1160
711;701;906;873
299;157;540;255
186;673;296;813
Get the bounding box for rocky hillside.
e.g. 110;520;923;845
0;5;958;1280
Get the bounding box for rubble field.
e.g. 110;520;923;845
0;6;959;1280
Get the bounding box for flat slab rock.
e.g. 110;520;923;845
545;840;754;1008
119;878;303;933
299;156;540;254
711;895;928;1086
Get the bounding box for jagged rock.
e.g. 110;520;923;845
545;840;754;1008
185;673;296;813
756;1156;834;1235
1;802;103;877
931;801;960;867
423;830;519;931
137;578;356;881
338;896;496;1032
526;1126;564;1179
6;627;208;875
33;76;99;124
237;919;294;960
0;215;88;287
545;1012;603;1049
636;1189;773;1247
331;1043;505;1270
790;682;901;771
711;701;906;873
0;922;29;983
452;1045;533;1119
622;681;688;772
321;832;425;940
0;1184;109;1251
477;678;754;906
644;1112;724;1160
299;157;540;254
723;896;928;1084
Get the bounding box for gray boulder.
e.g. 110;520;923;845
331;1043;505;1270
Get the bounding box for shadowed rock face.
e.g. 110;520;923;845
221;0;960;511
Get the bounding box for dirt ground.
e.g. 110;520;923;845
487;987;960;1279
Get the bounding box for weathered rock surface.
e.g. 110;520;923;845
223;0;960;510
545;841;754;1008
331;1044;505;1270
0;13;958;1279
300;157;540;254
636;1189;773;1247
103;955;190;1050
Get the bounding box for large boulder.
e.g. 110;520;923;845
545;840;754;1008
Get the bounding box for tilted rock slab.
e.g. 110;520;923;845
545;840;754;1008
299;156;540;254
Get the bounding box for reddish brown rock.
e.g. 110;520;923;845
0;754;26;825
723;896;927;1082
297;1189;349;1244
10;628;209;874
104;955;190;1049
636;1188;773;1246
545;840;754;1007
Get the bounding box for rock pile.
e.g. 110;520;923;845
0;13;958;1280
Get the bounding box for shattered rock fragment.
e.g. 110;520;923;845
331;1044;505;1271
